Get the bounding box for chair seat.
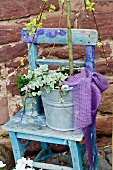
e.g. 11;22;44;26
3;110;84;143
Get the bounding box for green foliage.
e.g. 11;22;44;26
59;0;65;3
42;0;48;2
23;64;68;95
97;41;102;48
59;97;64;103
86;0;95;11
49;4;56;12
16;75;30;89
23;17;43;35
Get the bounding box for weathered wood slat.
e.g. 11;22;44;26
28;43;38;69
23;140;31;153
33;161;73;170
22;28;98;45
69;140;82;170
3;111;84;142
8;131;24;162
86;45;95;72
36;59;85;67
17;133;69;145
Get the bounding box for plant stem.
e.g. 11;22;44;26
21;96;27;120
66;0;73;75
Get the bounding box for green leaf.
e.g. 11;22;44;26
59;0;64;3
26;102;33;109
23;23;31;31
42;0;48;2
41;13;46;20
32;92;37;96
50;4;56;10
20;59;24;66
86;0;95;11
49;4;56;12
28;93;32;98
19;99;23;107
34;111;38;115
32;99;37;104
97;41;102;48
45;85;51;93
37;91;42;96
36;22;42;28
59;97;64;103
30;18;36;26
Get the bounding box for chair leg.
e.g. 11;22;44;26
68;140;82;170
91;126;98;170
9;131;24;163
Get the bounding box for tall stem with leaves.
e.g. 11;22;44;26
66;0;73;75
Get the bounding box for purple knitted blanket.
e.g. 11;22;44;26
63;68;109;169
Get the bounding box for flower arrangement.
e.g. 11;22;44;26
21;64;68;96
7;64;70;117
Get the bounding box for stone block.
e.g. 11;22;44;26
95;59;113;74
6;59;28;68
96;117;112;135
0;97;9;125
97;137;112;147
98;82;113;113
0;25;23;45
78;0;113;40
0;0;59;20
0;43;27;62
98;153;112;170
42;13;76;28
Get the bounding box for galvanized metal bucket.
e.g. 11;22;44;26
41;88;74;131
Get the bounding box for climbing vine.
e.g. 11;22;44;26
85;0;112;73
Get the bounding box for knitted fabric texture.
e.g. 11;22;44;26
63;68;109;169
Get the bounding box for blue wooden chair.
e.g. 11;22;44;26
3;28;98;170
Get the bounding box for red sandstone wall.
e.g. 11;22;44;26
0;0;112;141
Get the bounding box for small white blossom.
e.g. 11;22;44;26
17;157;27;165
15;163;26;170
14;157;35;170
0;161;6;168
27;158;33;167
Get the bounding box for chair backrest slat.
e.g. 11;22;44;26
22;28;98;45
21;28;98;72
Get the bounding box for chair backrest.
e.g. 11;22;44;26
21;28;98;72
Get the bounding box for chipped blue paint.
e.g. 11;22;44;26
86;45;95;72
22;28;67;43
21;28;98;45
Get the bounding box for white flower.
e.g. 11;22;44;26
15;157;27;170
15;163;26;170
15;157;36;170
0;161;6;168
17;157;27;165
27;158;33;167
